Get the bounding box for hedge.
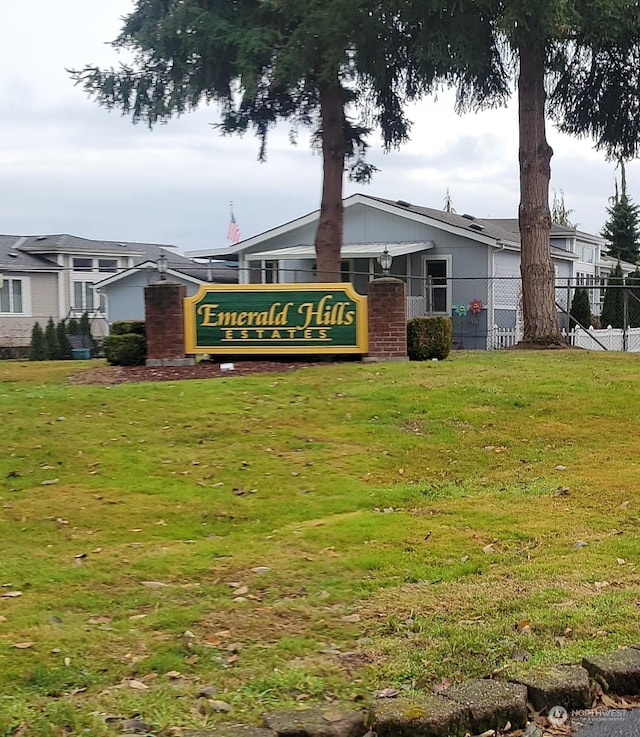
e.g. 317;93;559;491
407;317;452;361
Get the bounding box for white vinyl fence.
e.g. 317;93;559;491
571;325;640;352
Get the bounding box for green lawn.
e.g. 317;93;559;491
0;352;639;735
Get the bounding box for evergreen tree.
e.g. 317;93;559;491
29;322;48;361
57;320;72;360
601;262;625;328
78;311;91;336
449;0;640;345
551;190;575;227
569;287;592;330
44;317;61;360
70;0;505;281
67;317;80;335
626;267;640;327
601;162;640;264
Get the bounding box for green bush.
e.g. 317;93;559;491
57;320;72;360
407;317;452;361
103;333;147;366
29;322;48;361
45;317;62;360
110;320;146;337
569;287;592;329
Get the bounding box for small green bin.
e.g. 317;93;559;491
72;348;91;360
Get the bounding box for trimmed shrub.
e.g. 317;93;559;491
569;287;592;330
57;320;72;360
44;317;62;360
626;268;640;328
102;333;147;366
78;311;92;336
110;320;146;337
29;322;47;361
66;317;80;335
407;317;452;361
601;262;624;328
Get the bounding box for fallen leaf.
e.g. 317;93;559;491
323;710;347;723
126;679;149;690
555;465;567;471
0;615;7;623
202;699;232;713
617;558;626;565
341;614;361;623
2;591;22;598
251;566;271;574
140;581;169;588
573;540;589;549
482;544;495;555
197;684;218;697
515;620;533;635
88;615;112;625
432;677;452;694
13;642;34;649
41;479;59;485
375;688;400;699
512;650;532;662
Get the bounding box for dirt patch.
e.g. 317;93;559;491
69;359;333;385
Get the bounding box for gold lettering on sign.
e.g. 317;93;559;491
197;302;294;327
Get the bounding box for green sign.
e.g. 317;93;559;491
184;283;368;355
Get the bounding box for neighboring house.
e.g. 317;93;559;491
0;233;236;355
95;245;236;322
187;193;613;349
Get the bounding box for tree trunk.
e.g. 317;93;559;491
517;37;564;345
314;81;346;282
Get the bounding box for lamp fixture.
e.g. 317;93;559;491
157;253;168;280
378;247;392;276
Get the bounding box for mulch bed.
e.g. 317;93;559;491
69;359;336;385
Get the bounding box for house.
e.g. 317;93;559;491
0;233;236;356
187;193;612;349
94;246;236;323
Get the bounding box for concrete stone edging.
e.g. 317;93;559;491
182;646;640;737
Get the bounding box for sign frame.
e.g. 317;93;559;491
184;282;368;355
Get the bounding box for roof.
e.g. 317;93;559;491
95;253;237;289
247;241;434;261
186;193;523;260
0;232;237;282
0;235;62;271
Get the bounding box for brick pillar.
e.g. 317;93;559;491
144;281;194;366
366;277;408;361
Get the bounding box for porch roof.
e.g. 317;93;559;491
246;241;433;261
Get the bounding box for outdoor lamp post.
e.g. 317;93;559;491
378;247;393;276
157;253;168;280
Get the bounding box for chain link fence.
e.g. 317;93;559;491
227;267;640;352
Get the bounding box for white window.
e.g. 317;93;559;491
73;281;104;312
0;277;24;313
424;257;451;314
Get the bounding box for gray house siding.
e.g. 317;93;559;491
101;271;203;323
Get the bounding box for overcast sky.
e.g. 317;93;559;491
0;1;635;253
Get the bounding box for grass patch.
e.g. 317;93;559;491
0;352;639;735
